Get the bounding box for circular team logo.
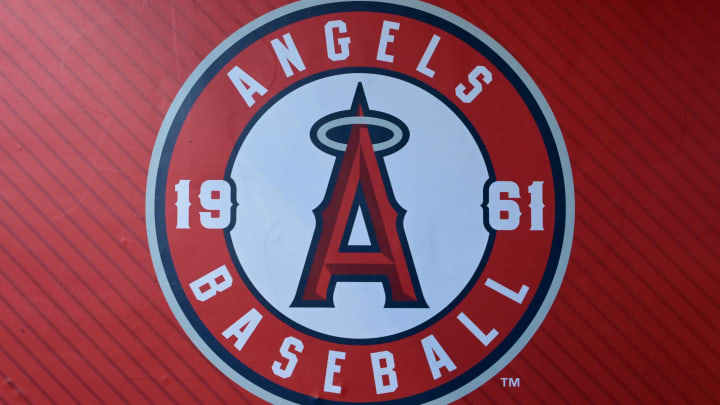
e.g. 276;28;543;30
146;1;574;403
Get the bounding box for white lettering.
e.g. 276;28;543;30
421;335;456;380
457;312;499;346
485;278;529;304
416;34;441;78
198;180;233;229
227;66;268;107
370;351;398;394
272;336;304;379
324;350;346;394
189;265;233;302
270;33;306;77
377;21;400;63
175;180;191;229
528;181;545;231
325;20;351;61
455;65;492;103
222;308;262;351
487;181;521;230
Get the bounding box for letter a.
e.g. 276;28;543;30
292;84;426;308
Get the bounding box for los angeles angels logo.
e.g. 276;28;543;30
293;83;426;308
147;1;574;403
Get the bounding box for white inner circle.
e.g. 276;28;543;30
229;73;490;340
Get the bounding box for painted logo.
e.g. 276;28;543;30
147;1;574;403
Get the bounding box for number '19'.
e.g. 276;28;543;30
175;180;234;229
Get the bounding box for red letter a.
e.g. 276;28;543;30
292;87;426;308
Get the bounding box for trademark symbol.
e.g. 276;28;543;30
500;377;520;388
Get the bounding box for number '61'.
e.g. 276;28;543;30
484;181;545;231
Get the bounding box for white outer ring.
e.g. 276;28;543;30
146;1;575;404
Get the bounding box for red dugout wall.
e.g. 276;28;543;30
0;0;718;403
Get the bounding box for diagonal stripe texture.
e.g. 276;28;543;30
0;0;718;403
